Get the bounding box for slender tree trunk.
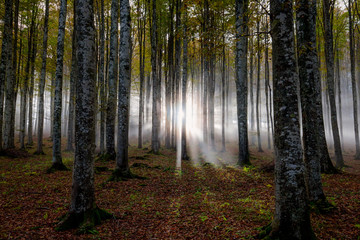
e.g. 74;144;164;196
266;0;314;238
66;5;77;153
28;25;38;146
105;0;119;159
50;0;68;171
115;0;132;176
36;0;49;153
249;33;255;146
181;6;188;160
221;31;226;152
235;0;250;166
35;0;48;152
335;47;344;148
348;0;360;159
296;0;327;205
57;0;112;230
203;0;209;144
137;0;145;149
256;20;263;153
151;0;160;153
323;0;344;167
99;0;106;154
264;18;271;150
20;17;35;149
1;0;13;151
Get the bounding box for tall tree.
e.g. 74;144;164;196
235;0;250;166
262;0;315;238
66;6;77;153
57;0;112;231
1;0;13;151
256;19;263;153
137;0;146;149
322;0;344;167
296;0;328;206
105;0;119;160
111;0;133;179
35;0;49;155
181;4;188;160
348;0;360;159
99;0;106;154
49;0;68;172
151;0;160;154
28;22;38;146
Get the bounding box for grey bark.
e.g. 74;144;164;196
66;5;77;153
181;7;188;160
264;19;271;149
173;0;181;148
137;0;146;149
322;0;344;167
56;0;112;230
52;0;67;167
348;0;360;159
203;0;209;144
151;0;160;153
106;0;119;159
20;16;35;149
165;0;174;149
256;20;263;153
99;0;106;154
28;24;38;146
117;0;132;172
249;33;255;146
1;0;13;151
296;0;326;203
268;0;314;238
235;0;250;166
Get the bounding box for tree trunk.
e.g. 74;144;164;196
99;0;106;154
348;0;360;159
235;0;250;166
20;18;35;150
28;23;38;146
35;0;48;154
1;0;13;151
105;0;119;160
50;0;68;172
181;6;188;160
256;20;263;153
165;0;174;149
151;0;160;154
66;4;77;153
322;0;344;167
57;0;112;230
249;33;255;146
264;18;271;149
114;0;132;176
296;0;327;205
137;0;145;149
265;0;314;238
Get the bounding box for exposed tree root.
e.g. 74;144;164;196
309;199;336;214
56;207;113;234
108;168;147;182
255;222;317;240
96;153;116;162
46;162;69;174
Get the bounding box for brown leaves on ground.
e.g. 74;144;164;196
0;143;360;239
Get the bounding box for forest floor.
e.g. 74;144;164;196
0;139;360;239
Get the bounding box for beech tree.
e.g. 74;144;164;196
235;0;250;166
261;0;315;238
49;0;68;172
56;0;112;231
1;0;13;151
